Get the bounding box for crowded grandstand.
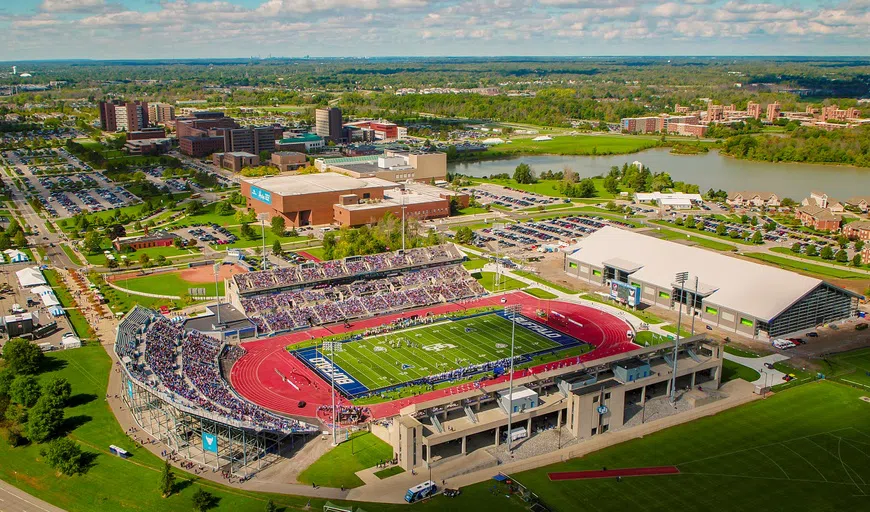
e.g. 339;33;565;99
226;244;487;335
115;306;316;434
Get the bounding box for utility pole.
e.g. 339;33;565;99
504;303;521;456
690;276;698;335
671;272;688;403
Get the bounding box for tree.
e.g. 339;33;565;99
576;178;596;198
751;230;763;244
717;224;728;236
173;237;185;249
139;253;150;265
750;216;758;226
853;253;863;267
791;242;802;253
186;200;202;216
82;230;103;255
26;394;64;443
604;201;618;211
512;163;535;184
1;338;44;374
10;375;41;407
853;240;864;251
216;201;234;215
13;231;27;247
0;233;10;251
837;235;849;248
240;222;255;239
272;239;283;255
106;224;126;240
455;226;473;244
806;244;818;257
603;175;619;194
835;249;849;263
271;216;285;237
106;257;119;269
156;254;167;266
40;437;87;476
258;150;271;163
265;499;278;512
42;377;72;406
192;488;218;512
160;460;176;497
820;245;834;260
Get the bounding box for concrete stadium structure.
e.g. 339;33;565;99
563;227;861;339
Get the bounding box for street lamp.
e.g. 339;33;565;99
690;276;699;335
670;271;688;403
401;188;407;252
504;303;521;456
213;263;222;326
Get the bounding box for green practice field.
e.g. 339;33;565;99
309;313;570;391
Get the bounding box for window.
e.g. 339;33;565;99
591;427;597;436
592;269;602;276
569;262;578;269
592;396;599;403
363;193;370;199
630;282;641;288
659;291;670;299
705;306;718;315
604;392;611;400
740;317;754;327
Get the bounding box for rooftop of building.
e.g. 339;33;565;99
243;172;396;196
115;230;178;243
278;133;323;143
565;226;857;322
335;188;445;211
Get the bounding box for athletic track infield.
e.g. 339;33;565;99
548;466;681;480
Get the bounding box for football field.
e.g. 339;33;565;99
297;312;579;394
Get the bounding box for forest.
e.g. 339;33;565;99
722;125;870;167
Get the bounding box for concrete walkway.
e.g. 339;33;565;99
724;351;790;386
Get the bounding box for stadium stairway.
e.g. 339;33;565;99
663;353;674;367
687;348;706;363
429;413;444;433
464;405;477;424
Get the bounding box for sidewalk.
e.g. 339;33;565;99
724;351;790;386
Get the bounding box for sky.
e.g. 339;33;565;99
0;0;868;60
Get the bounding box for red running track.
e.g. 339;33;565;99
230;291;639;420
548;466;680;480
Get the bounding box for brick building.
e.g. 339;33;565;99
113;231;178;251
795;205;841;232
271;152;308;172
99;100;150;132
842;220;870;241
126;127;166;141
726;191;781;208
213;152;259;172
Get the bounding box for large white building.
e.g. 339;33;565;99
563;227;860;339
633;192;703;209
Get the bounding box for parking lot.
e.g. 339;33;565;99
464;183;566;211
174;224;239;246
471;214;636;256
3;147;92;176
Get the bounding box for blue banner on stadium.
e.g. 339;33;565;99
202;432;218;454
293;348;370;396
251;186;272;205
494;311;579;347
126;380;134;399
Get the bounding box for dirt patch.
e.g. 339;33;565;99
179;263;246;283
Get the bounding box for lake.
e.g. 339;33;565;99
448;148;870;200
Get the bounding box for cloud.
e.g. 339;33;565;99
40;0;106;13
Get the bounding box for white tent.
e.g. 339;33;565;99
532;135;553;141
16;267;47;288
4;249;30;263
481;137;505;145
31;285;60;307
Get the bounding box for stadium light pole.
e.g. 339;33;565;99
213;262;221;326
504;303;521;456
670;272;689;404
257;212;269;271
331;341;337;446
690;276;698;336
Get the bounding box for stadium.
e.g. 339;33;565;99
115;242;729;479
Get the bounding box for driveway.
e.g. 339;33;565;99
724;351;790;386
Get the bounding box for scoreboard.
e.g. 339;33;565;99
609;280;641;307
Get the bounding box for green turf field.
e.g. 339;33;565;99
312;313;568;391
117;271;225;298
832;347;870;390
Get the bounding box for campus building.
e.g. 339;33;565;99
377;335;723;471
99;100;150;132
271;152;308;172
315;107;343;143
562;227;860;339
343;120;408;141
147;103;176;125
842;220;870;241
726;191;781;208
315;149;447;183
240;172;465;228
275;134;324;153
176;112;279;157
794;205;841;232
113;230;179;251
213;152;259;172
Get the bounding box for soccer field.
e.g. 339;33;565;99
296;312;579;395
834;347;870;390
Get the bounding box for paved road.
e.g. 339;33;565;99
0;479;65;512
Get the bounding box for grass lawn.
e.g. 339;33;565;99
473;271;527;292
61;243;84;265
649;220;754;246
653;226;737;251
512;270;578;294
524;287;559;299
299;246;326;260
634;331;672;346
462;257;488;271
744;253;869;280
84;244;199;266
93;275;184;314
494;382;870;512
829;347;870;391
580;294;665;324
486;134;658;157
770;246;863;270
162;203;239;229
43;269;93;339
297;432;394;489
373;466;405;479
457;206;489;215
0;344;364;512
114;271;224;298
721;358;761;383
723;344;764;358
661;324;693;337
215;226;307;250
